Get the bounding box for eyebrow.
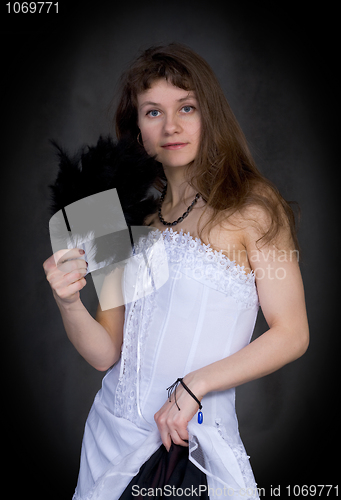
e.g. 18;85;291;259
139;95;197;109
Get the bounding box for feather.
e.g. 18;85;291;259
48;136;163;268
49;136;163;224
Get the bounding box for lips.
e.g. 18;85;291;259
161;142;188;150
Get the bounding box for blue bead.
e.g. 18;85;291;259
198;411;203;424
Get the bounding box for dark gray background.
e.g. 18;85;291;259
2;2;338;498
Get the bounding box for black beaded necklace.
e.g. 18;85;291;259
158;183;201;227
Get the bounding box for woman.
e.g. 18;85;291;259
43;43;309;499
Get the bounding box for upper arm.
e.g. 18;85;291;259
243;206;309;354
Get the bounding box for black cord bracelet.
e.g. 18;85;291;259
179;379;202;409
166;378;203;424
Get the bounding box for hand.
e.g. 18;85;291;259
43;248;88;305
154;378;201;452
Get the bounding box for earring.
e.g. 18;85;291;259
137;132;143;146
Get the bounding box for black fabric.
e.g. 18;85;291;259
119;442;209;499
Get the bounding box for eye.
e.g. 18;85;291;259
147;109;161;117
181;105;195;113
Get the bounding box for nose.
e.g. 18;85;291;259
163;113;182;136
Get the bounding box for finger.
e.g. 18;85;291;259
159;428;172;452
169;429;189;447
47;263;88;291
43;248;85;272
62;267;88;286
55;248;86;266
154;410;172;452
177;426;189;443
45;256;88;280
168;417;189;445
161;413;189;448
57;257;88;274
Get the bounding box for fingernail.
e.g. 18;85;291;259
79;249;85;254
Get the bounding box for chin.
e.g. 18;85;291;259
158;154;196;169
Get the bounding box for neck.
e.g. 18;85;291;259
163;165;196;208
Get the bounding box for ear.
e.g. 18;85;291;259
137;131;143;147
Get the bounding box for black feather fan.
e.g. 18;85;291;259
49;135;164;225
48;136;164;270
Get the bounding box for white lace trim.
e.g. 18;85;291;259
114;292;156;425
215;418;259;499
157;228;258;309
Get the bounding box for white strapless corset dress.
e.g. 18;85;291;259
73;228;260;500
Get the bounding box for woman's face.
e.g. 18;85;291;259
137;79;201;170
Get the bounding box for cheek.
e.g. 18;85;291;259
139;120;159;154
194;125;201;140
187;118;201;140
190;126;201;150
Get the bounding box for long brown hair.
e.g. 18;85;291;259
115;43;299;249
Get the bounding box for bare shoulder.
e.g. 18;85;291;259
206;199;274;252
236;184;296;252
205;184;297;273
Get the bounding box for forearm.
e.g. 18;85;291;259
54;293;121;371
187;325;309;399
